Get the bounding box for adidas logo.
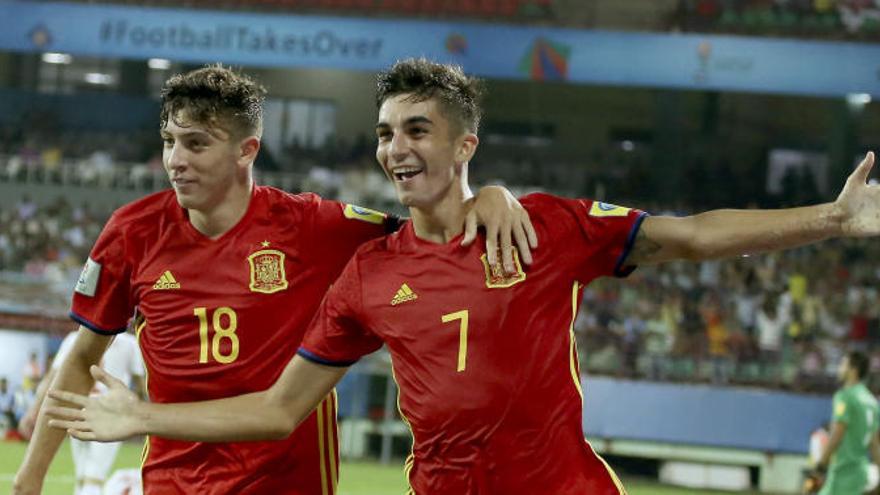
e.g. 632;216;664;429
153;271;181;290
390;283;418;306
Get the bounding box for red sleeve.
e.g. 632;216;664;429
305;195;399;276
297;255;384;366
527;194;647;282
69;212;133;335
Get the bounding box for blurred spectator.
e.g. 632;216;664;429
756;293;786;383
21;353;42;394
0;377;15;432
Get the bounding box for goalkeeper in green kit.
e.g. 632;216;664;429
811;351;880;494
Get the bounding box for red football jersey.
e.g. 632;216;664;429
299;193;645;495
71;185;392;495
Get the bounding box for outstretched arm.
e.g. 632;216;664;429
47;355;346;443
627;152;876;265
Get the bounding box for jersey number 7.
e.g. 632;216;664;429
442;310;469;372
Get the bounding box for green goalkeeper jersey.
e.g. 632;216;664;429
831;382;879;471
821;382;879;495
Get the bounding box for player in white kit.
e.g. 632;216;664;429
24;329;144;495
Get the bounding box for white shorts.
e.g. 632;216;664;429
70;437;122;481
103;468;142;495
868;463;879;492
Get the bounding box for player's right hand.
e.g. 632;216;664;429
43;365;143;442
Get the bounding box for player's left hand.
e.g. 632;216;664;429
464;185;538;273
835;151;880;237
44;365;143;442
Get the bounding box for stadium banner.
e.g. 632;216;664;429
1;1;879;97
583;377;829;454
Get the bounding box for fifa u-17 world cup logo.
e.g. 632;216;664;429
248;248;289;294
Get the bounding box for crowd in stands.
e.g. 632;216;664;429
674;0;880;40
50;0;880;41
60;0;557;23
0;122;162;190
579;238;880;395
0;194;106;280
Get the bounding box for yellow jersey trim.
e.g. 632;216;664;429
327;390;338;493
390;360;418;495
569;281;584;399
317;397;329;495
586;440;629;494
134;318;150;494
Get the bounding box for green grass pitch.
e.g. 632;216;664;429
0;439;765;494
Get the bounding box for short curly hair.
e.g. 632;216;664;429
160;64;267;138
376;58;483;134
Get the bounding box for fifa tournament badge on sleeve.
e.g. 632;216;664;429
589;202;631;217
343;204;386;225
75;257;101;297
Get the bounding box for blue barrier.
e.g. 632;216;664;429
583;377;831;455
1;1;879;98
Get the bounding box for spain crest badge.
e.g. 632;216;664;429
247;249;289;294
480;248;526;289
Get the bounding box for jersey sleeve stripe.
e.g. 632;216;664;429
297;348;358;367
585;441;629;494
568;281;584;400
69;311;128;335
326;393;339;493
316;399;329;495
612;212;649;278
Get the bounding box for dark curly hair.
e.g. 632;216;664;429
160;64;267;138
848;351;870;380
376;58;483;134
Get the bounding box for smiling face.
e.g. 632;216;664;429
161;113;253;213
375;94;477;209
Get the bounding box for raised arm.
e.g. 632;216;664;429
47;355;346;443
13;327;112;495
626;152;876;265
